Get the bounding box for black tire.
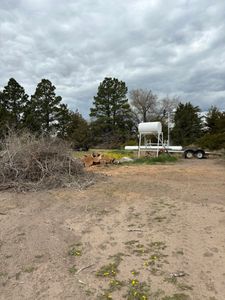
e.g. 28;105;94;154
194;150;205;159
184;150;194;159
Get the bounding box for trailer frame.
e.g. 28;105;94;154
124;145;209;159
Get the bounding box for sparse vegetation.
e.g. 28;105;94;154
68;243;82;256
68;265;77;274
131;269;140;276
23;266;35;273
162;293;191;300
1;151;224;299
125;279;149;300
97;291;113;300
108;279;125;292
130;154;177;165
96;262;119;278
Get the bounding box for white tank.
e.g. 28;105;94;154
138;122;162;134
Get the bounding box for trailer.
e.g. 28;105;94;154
125;121;208;159
124;145;209;159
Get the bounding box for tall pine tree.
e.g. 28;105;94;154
90;77;133;145
0;78;28;129
27;79;63;134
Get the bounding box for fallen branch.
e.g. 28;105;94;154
76;264;95;274
128;229;143;232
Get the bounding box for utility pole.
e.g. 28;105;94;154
167;111;170;146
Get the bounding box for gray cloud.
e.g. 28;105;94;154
0;0;225;117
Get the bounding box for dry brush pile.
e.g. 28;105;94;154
0;132;94;191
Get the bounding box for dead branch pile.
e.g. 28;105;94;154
0;132;93;191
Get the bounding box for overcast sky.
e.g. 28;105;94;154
1;0;225;117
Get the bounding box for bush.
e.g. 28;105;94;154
130;154;177;165
197;132;225;150
0;131;94;191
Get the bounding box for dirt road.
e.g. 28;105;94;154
0;158;225;299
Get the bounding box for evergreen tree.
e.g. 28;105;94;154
197;106;225;150
90;77;133;145
65;110;90;149
29;79;62;134
171;102;203;146
0;78;28;129
56;103;71;138
205;106;225;134
0;92;11;138
23;99;42;134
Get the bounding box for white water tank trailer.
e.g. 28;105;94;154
125;120;208;159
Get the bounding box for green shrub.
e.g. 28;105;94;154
132;154;177;165
197;132;225;150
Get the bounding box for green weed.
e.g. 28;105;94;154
96;262;119;278
125;279;149;300
68;243;82;256
96;253;125;279
68;265;77;274
131;155;177;165
97;291;113;299
23;266;35;273
148;241;167;251
108;279;125;292
131;269;140;276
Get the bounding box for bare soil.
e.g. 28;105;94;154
0;158;225;300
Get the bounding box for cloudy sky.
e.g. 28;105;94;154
1;0;225;117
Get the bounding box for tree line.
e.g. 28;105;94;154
0;78;90;149
0;77;224;150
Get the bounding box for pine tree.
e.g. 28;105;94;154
0;78;28;129
56;103;71;138
0;92;11;137
90;77;133;145
29;79;62;134
171;102;203;145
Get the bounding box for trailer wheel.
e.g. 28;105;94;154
184;150;194;159
194;150;205;159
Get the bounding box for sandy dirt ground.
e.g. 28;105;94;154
0;158;225;300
